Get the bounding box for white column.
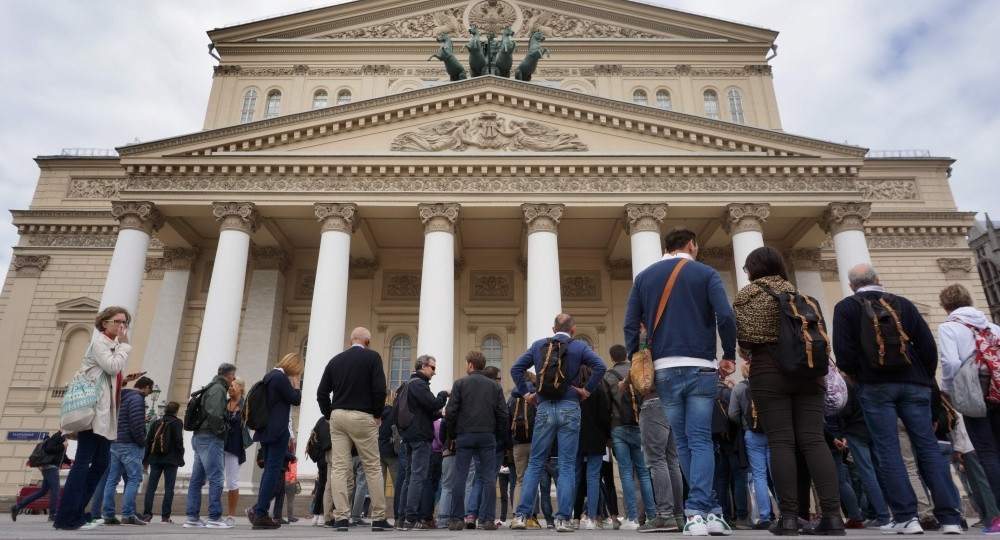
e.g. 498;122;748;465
141;248;199;408
417;203;459;393
296;203;356;477
522;204;564;346
723;203;770;290
99;202;164;317
625;204;667;277
820;202;873;298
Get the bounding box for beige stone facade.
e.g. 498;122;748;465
0;0;981;491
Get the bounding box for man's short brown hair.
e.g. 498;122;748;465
466;350;487;371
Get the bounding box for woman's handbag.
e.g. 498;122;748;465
59;343;106;433
630;259;688;395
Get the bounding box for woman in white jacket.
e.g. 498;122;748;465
937;284;1000;534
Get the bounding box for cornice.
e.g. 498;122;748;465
11;210;116;223
869;211;977;221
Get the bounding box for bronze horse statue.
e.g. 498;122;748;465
428;33;467;81
495;26;517;78
514;30;549;82
462;26;487;77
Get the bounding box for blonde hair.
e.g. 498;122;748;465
275;352;304;378
231;377;246;399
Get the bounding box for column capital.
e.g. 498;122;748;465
212;202;261;234
937;257;972;279
162;247;200;271
112;201;164;234
314;203;358;234
522;203;564;234
819;202;871;235
722;203;770;235
624;203;667;235
787;248;822;271
349;257;380;279
418;203;460;234
12;254;50;277
252;245;292;274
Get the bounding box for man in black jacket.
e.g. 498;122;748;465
445;351;508;531
395;355;449;531
141;401;184;523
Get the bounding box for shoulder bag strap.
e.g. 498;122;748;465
649;258;689;345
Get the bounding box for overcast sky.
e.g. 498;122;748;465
1;0;998;286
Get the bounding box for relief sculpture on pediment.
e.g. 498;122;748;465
519;7;659;38
391;112;587;152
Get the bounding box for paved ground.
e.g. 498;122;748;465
0;515;984;540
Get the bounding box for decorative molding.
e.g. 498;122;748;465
145;257;165;280
419;203;461;234
585;64;772;77
27;234;164;250
624;203;667;235
66;178;125;199
162;247;200;270
296;270;315;300
12;255;50;278
252;246;292;274
523;203;564;234
937;257;973;279
867;235;959;249
392;112;587;152
819;202;872;236
519;6;660;38
697;247;734;263
561;271;601;300
787;248;822;271
322;8;464;39
111;201;163;234
469;0;519;34
606;258;632;280
857;179;917;200
722;203;770;235
350;257;380;279
471;271;514;300
383;272;422;299
820;259;839;282
212;202;260;234
315;203;358;234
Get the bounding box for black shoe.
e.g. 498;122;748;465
920;517;941;531
10;504;19;522
252;515;280;530
138;513;152;523
335;518;350;532
289;517;299;523
396;520;414;531
104;517;122;525
448;520;465;531
371;519;393;531
771;516;800;536
802;516;845;536
324;519;338;528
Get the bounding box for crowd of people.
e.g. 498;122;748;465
8;226;1000;536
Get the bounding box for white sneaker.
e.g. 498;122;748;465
582;518;597;530
684;515;709;536
556;519;574;533
183;518;207;528
94;518;105;525
571;518;580;529
510;515;527;530
706;514;734;536
881;517;924;535
942;524;964;535
312;515;322;526
80;521;100;530
205;518;233;528
224;516;236;527
621;518;641;530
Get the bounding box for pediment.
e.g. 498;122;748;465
210;0;777;43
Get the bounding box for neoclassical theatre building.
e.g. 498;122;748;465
0;0;981;489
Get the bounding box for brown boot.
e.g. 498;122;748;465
252;515;280;530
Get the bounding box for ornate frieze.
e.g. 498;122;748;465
722;203;770;235
384;272;421;299
867;235;959;249
471;271;514;300
252;246;292;274
392;112;587;152
111;201;163;235
26;234;164;250
624;203;667;235
787;248;822;271
937;257;973;279
12;255;50;278
606;258;632;280
212;202;261;234
523;203;564;234
214;65;400;78
857;179;917;200
419;203;461;234
350;258;380;279
315;203;358;234
520;7;659;38
561;272;601;300
582;65;772;77
469;0;518;34
819;202;872;236
67;178;125;199
697;247;734;263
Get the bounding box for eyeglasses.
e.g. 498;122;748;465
105;319;127;325
427;365;436;371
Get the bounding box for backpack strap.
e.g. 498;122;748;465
647;258;689;347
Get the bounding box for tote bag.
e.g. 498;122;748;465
59;343;107;432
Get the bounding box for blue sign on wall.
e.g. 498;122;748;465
7;431;48;441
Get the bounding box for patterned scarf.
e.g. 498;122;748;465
952;320;1000;403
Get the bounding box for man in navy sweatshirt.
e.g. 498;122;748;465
102;376;155;526
624;226;737;536
509;313;606;532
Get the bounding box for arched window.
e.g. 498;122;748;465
389;336;412;391
576;335;593;349
482;336;503;369
265;91;281;118
656;90;671;110
703;90;720;119
313;90;328;109
240;89;257;124
633;90;648;105
727;89;746;124
337;90;352;105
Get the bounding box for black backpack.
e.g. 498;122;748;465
604;368;641;426
184;382;217;432
393;381;414;430
758;284;831;378
27;436;59;468
509;394;536;442
740;381;765;434
305;417;331;464
150;418;173;455
244;379;271;431
537;338;573;400
850;293;913;372
712;385;737;442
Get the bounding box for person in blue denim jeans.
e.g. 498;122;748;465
396;354;448;530
833;264;963;535
510;313;607;532
185;362;236;529
624;226;737;536
102;376;154;525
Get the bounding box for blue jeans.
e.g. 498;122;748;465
103;442;144;518
655;366;721;517
844;434;890;521
143;464;178;519
452;433;497;522
187;433;225;521
832;448;863;521
53;429;111;529
424;451;442;520
744;430;772;522
468;450;503;518
611;425;656;520
714;440;748;521
17;466;60;516
399;440;430;522
439;454;455;520
538;458;558;520
575;452;604;518
253;437;290;518
515;400;580;520
857;382;962;525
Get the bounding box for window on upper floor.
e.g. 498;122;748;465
482;336;503;369
313;90;328;109
337;90;352;105
633;90;648;105
728;89;746;124
656;90;671;110
265;91;281;118
389;335;412;392
240;89;258;124
704;90;720;119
